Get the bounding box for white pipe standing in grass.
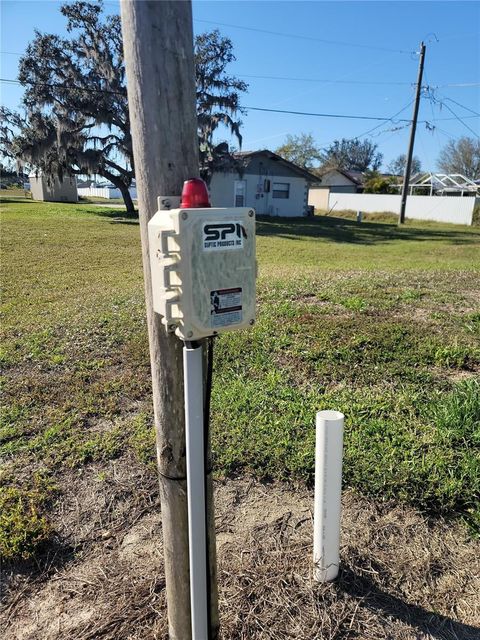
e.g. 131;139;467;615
313;410;344;582
183;344;208;640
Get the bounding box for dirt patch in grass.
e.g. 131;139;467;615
2;459;479;640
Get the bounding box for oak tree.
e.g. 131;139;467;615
4;2;247;211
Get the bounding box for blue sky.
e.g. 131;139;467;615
1;0;479;171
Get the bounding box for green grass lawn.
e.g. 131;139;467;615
78;195;133;205
1;196;479;559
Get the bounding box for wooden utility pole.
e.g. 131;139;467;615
399;42;426;224
120;2;218;638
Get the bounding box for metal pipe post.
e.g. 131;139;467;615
183;343;208;640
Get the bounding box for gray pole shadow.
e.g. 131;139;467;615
336;566;479;640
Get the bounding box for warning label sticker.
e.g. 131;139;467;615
210;287;242;328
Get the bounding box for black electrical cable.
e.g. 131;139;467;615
442;96;480;117
204;338;215;462
435;101;479;139
203;336;215;639
1;77;478;123
185;340;201;350
194;19;416;54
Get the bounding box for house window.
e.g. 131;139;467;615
272;182;290;199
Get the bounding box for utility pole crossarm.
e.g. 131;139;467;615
399;42;426;225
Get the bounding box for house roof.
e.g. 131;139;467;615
315;168;400;186
343;170;365;184
28;170;77;183
316;167;365;185
234;150;320;182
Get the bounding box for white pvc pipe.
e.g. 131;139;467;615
183;344;208;640
313;410;344;582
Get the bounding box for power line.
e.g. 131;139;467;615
433;126;457;141
423;71;437;125
442;96;480;117
416;127;432;171
0;77;414;120
242;102;476;123
242;104;414;122
194;19;417;54
0;50;417;88
0;76;415;123
423;87;479;138
0;77;124;96
368;122;411;139
355;100;415;138
1;77;477;127
436;101;479;138
239;72;480;89
422;78;445;168
378;125;411;146
435;32;480;42
436;82;480;88
1;50;478;89
426;83;480;118
236;73;414;86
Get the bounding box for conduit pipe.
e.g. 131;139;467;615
183;343;208;640
313;410;344;582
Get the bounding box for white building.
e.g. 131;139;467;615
29;171;78;203
308;169;365;210
209;150;318;217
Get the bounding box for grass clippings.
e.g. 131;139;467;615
1;473;479;639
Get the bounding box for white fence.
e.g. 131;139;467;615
78;186;137;200
327;193;477;226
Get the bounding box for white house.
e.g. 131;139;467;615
308;168;364;210
209;150;318;217
29;171;78;203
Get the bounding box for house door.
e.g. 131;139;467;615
255;176;270;214
234;180;246;207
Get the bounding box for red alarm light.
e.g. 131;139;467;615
180;178;211;209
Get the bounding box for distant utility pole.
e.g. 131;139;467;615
120;2;218;639
399;42;426;225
